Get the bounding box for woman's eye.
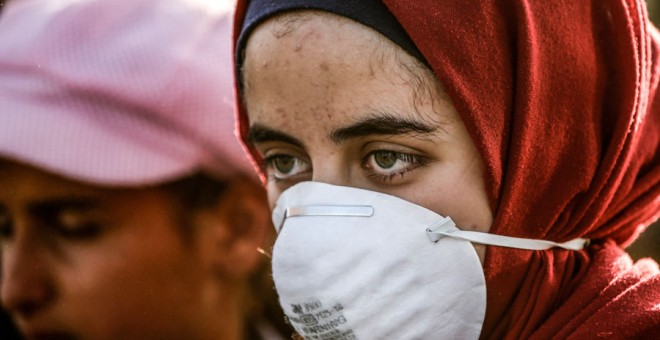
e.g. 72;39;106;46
264;154;311;181
273;156;296;174
373;151;399;169
363;150;428;182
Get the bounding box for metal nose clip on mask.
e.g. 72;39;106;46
270;182;588;340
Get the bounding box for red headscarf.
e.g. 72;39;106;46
233;0;660;337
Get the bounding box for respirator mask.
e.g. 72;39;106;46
270;182;587;339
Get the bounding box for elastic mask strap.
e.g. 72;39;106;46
426;217;589;251
280;205;588;251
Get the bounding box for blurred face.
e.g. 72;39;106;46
243;11;493;259
0;161;228;339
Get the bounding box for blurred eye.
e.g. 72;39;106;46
53;210;102;240
363;150;429;183
0;207;13;240
263;154;311;181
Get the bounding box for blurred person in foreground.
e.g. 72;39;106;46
0;0;287;338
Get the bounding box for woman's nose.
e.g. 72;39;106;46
311;156;351;187
1;233;55;319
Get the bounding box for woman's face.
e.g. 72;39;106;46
243;11;492;259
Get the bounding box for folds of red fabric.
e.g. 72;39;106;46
382;0;660;337
233;0;660;337
533;240;660;338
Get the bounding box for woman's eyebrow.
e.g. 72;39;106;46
330;113;438;143
246;123;305;147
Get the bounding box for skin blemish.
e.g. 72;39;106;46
293;29;320;53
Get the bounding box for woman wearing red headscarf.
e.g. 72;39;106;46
234;0;660;338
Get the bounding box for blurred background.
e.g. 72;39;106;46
638;0;660;262
0;0;658;338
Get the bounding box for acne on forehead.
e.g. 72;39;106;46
244;11;457;126
245;12;375;68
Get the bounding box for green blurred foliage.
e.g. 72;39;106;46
650;0;660;25
627;1;660;262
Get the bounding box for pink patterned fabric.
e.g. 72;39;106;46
0;0;252;186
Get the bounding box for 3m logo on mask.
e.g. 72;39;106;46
286;299;356;340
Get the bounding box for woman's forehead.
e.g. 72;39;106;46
246;11;384;60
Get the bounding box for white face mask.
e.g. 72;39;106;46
271;182;587;339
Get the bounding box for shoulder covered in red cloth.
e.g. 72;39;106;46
534;240;660;338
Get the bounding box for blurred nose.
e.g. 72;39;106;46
1;232;55;318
